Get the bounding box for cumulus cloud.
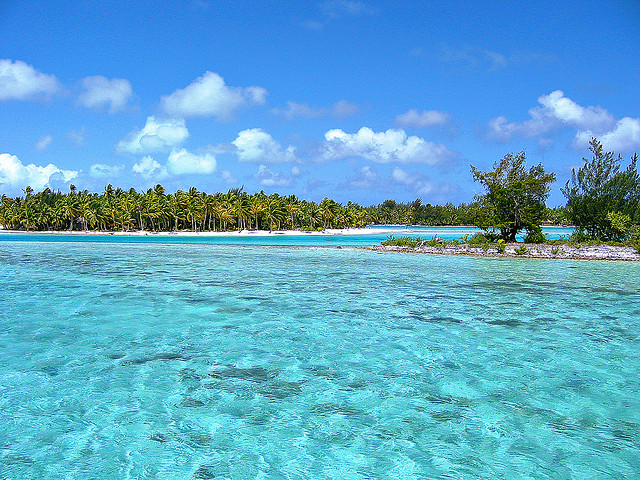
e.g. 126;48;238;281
573;117;640;152
319;127;454;164
232;128;298;163
167;148;216;175
273;100;359;120
537;90;614;132
391;166;433;195
487;90;616;142
161;71;267;120
117;116;189;154
255;165;294;187
487;90;640;152
0;59;60;101
395;109;452;128
78;76;133;113
0;153;78;191
89;163;124;178
132;156;168;180
34;134;53;151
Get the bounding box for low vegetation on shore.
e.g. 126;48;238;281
379;233;640;259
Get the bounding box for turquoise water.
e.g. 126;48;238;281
1;239;638;479
0;226;573;247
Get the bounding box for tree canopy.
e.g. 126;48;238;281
471;152;556;242
562;138;640;241
0;185;487;233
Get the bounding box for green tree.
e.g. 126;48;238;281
471;151;556;242
562;138;639;241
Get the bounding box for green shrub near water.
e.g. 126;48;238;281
381;236;423;247
524;226;547;244
381;235;446;247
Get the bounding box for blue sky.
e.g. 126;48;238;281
1;0;639;206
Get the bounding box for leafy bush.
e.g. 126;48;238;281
425;236;445;247
382;235;420;247
496;239;506;253
514;245;529;255
381;235;447;248
630;227;640;253
467;232;494;244
524;226;546;244
605;211;632;240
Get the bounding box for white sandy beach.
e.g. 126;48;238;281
0;227;400;237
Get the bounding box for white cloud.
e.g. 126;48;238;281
34;134;53;151
132;156;168;180
232;128;298;163
255;165;294;187
487;90;616;142
395;109;452;128
536;90;613;132
0;153;78;191
273;100;359;120
167;148;216;175
89;163;124;178
161;71;267;120
78;76;133;113
391;166;433;195
0;59;60;101
573;117;640;152
117;116;189;154
319;127;454;164
290;165;302;177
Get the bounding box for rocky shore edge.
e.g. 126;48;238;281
366;243;640;261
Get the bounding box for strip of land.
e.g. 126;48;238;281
367;243;640;261
0;227;391;237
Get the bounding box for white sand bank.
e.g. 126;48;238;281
0;227;396;237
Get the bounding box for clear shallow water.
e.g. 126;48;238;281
1;240;638;479
0;225;574;247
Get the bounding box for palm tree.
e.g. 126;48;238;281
285;195;302;230
263;195;286;232
319;197;340;229
249;192;266;230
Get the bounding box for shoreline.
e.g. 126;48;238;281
3;227;635;261
0;227;393;237
366;243;640;261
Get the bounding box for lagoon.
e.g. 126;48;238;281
1;237;638;478
0;225;574;247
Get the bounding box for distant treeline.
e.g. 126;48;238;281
0;185;567;233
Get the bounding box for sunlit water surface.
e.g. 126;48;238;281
1;239;638;479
